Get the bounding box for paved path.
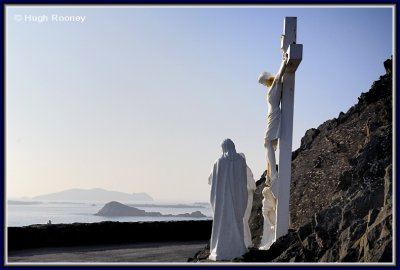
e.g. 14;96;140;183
7;241;208;264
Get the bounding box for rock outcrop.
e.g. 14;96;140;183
191;58;392;262
95;201;157;216
95;201;206;218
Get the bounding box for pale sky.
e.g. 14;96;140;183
6;5;393;202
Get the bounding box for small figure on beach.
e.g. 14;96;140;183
208;139;251;261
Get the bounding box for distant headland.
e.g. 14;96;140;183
29;188;154;202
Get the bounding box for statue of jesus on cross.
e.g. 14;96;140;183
257;17;303;250
258;59;287;187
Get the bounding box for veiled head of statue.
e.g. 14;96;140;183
221;139;238;160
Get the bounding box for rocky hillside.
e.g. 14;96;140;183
191;58;392;262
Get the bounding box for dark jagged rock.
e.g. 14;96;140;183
300;128;320;151
191;58;392;263
383;56;392;75
188;242;210;262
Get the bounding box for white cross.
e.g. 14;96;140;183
276;17;303;239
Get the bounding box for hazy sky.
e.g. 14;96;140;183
6;5;393;202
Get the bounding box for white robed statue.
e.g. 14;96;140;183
257;58;287;250
208;139;254;261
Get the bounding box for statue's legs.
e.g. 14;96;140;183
264;139;278;181
262;139;279;250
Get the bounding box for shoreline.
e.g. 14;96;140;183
8;220;212;251
8;240;208;263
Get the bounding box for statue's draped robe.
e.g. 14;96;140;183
260;73;283;250
241;154;256;248
259;182;277;250
265;77;283;141
208;140;249;261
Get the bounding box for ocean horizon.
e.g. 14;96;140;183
7;200;212;227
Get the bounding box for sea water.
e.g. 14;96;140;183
7;201;212;227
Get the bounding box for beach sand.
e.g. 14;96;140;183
7;240;208;263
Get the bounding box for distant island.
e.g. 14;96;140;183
95;201;206;218
127;203;205;209
32;188;154;202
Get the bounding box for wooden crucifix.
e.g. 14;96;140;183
276;17;303;238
